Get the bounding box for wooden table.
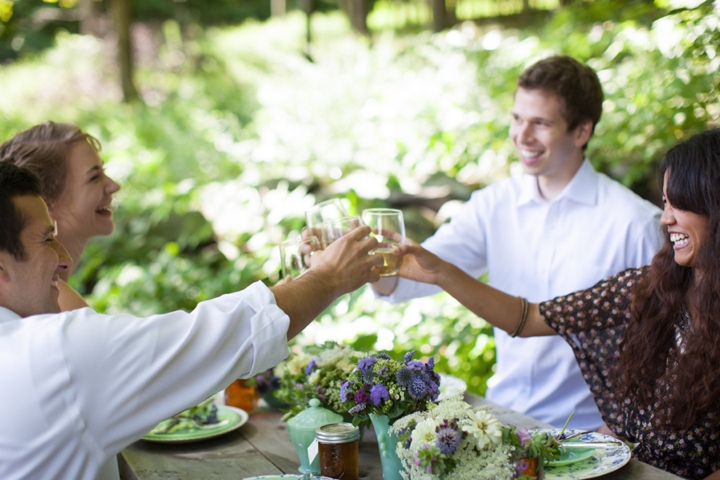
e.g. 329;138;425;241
119;393;682;480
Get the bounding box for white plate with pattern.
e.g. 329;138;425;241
540;429;632;479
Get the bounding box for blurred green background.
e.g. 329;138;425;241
1;0;718;394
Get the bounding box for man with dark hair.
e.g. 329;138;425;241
0;162;383;479
373;55;663;430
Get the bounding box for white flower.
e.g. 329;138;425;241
411;419;439;446
307;370;321;385
461;409;503;450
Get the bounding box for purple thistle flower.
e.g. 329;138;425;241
436;427;461;455
516;428;532;447
408;376;428;400
370;384;390;406
396;367;412;388
305;359;317;375
516;458;529;473
403;350;416;364
427;356;435;369
376;353;391;360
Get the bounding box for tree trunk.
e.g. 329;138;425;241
431;0;447;32
109;0;139;103
340;0;369;34
271;0;286;17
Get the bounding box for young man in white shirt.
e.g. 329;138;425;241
373;55;663;430
0;162;383;480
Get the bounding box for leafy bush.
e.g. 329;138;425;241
1;4;718;396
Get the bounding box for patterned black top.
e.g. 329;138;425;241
540;267;720;480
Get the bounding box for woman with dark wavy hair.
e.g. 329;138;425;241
390;129;720;479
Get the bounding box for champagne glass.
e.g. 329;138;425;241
280;235;321;279
320;216;364;249
361;208;405;276
306;198;350;230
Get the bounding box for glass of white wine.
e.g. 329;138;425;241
361;208;405;276
319;216;364;249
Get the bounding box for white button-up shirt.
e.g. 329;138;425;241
382;159;663;429
0;281;290;480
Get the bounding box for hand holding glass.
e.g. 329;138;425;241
320;216;364;249
306;198;350;229
280;236;321;279
361;208;405;276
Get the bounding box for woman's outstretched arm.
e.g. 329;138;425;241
394;244;555;337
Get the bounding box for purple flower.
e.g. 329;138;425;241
516;428;532;447
408;376;428;400
355;390;370;404
349;403;366;414
516;458;529;473
404;350;416;364
436;427;461;455
340;380;351;402
358;357;376;371
407;360;425;371
376;353;391;360
370;384;390;406
305;359;317;375
396;367;412;388
427;356;435;369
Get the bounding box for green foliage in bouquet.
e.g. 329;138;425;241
340;350;440;427
273;341;366;420
390;396;560;480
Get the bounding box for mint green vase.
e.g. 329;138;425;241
286;399;343;474
369;413;405;480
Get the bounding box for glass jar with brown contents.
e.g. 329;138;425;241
315;423;360;480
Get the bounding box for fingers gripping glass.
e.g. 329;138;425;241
361;208;405;277
280;236;322;279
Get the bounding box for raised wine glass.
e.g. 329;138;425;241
361;208;405;277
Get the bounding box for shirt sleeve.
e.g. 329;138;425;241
376;189;490;303
57;281;290;457
538;267;646;432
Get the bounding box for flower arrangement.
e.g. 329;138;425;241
389;396;560;480
340;350;440;427
273;341;366;419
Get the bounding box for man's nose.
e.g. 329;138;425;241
53;239;74;272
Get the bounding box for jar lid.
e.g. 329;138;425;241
286;399;343;430
315;422;360;443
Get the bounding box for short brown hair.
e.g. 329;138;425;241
0;121;101;204
0;162;43;260
518;55;604;138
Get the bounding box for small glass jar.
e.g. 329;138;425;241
316;422;360;480
224;379;258;411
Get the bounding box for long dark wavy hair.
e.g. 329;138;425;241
617;128;720;430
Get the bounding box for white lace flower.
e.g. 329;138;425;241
461;409;503;450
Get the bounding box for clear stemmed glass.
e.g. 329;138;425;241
319;216;364;249
306;199;350;230
361;208;405;277
280;235;322;279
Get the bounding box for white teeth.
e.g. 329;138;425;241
670;233;689;246
520;149;542;159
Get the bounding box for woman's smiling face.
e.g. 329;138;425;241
661;172;709;269
49;140;121;241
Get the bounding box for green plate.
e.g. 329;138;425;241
546;446;596;467
143;406;248;444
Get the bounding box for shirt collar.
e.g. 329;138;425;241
517;158;598;206
0;306;22;324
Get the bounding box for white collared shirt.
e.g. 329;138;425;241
0;282;290;480
382;159;663;429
